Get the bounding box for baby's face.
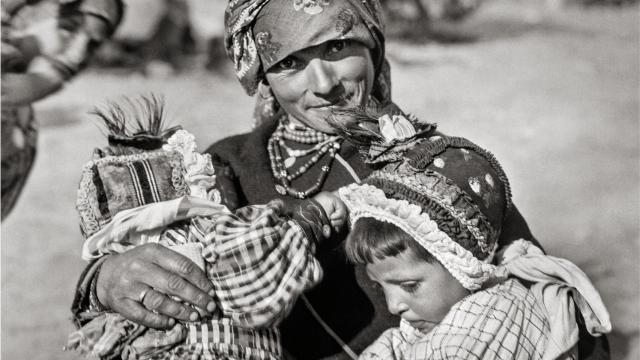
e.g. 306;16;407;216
366;250;469;334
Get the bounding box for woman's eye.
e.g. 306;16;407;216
400;282;419;294
276;57;299;70
328;40;347;54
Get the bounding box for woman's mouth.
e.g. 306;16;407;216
310;94;354;109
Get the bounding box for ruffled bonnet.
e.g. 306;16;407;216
335;108;511;290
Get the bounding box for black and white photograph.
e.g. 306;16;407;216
1;0;638;359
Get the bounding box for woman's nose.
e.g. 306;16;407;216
385;291;408;316
306;59;338;96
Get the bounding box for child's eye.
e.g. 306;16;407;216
400;282;420;294
328;40;347;54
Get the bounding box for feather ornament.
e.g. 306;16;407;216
91;94;181;152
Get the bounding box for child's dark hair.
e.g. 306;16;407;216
345;217;435;264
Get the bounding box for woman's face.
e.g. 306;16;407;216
366;249;470;334
264;39;375;133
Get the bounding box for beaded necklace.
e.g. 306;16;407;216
268;118;342;199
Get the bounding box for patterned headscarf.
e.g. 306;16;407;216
224;0;392;123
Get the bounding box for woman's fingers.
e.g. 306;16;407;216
117;297;176;329
141;288;199;322
146;244;214;294
96;244;217;326
144;245;216;312
139;263;216;317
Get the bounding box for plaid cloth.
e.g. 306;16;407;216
197;202;324;327
359;279;556;360
68;200;326;359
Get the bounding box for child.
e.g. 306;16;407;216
332;109;611;359
66;96;346;360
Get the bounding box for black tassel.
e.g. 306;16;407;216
90;94;181;150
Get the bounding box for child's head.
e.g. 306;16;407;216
76;95;218;238
346;217;469;333
338;114;512;330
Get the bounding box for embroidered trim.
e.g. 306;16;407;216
255;31;282;65
367;170;498;257
76;150;189;238
293;0;331;15
335;8;356;35
339;184;495;290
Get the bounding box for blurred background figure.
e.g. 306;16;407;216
1;0;123;220
381;0;482;41
92;0;227;75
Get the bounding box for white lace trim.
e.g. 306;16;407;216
164;130;221;203
371;171;492;254
339;183;495;290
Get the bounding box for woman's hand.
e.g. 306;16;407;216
96;243;216;329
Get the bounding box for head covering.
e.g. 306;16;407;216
251;0;377;72
224;0;392;123
336;109;511;290
76;96;219;238
338;109;611;357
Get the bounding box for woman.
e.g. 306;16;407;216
71;0;608;359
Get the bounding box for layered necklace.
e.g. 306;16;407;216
268;118;342;199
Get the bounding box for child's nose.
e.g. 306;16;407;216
385;291;409;316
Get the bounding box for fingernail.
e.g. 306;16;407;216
207;301;216;312
168;318;175;326
322;225;331;238
189;312;199;322
208;289;215;297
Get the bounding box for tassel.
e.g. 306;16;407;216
90;94;181;151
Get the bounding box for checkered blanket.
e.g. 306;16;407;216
360;279;555;360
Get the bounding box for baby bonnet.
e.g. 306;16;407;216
335;106;511;290
76;95;217;239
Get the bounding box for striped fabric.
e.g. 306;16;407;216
126;159;162;205
76;150;189;238
185;319;281;359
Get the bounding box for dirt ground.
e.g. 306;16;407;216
2;2;638;359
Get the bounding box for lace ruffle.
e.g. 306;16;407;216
339;183;495;290
367;170;498;258
164;129;220;202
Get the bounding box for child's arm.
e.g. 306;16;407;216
199;198;336;328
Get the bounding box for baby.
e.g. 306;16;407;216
331;109;611;360
66;96;346;360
